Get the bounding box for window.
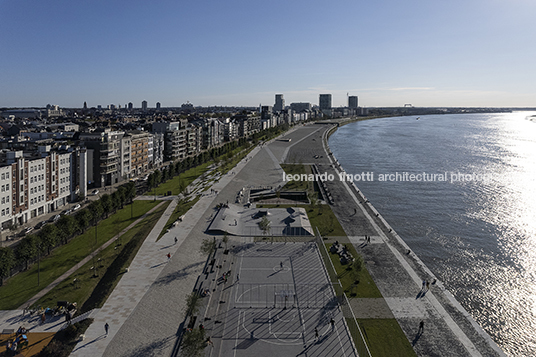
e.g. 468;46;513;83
1;173;4;180
6;207;9;214
6;184;9;191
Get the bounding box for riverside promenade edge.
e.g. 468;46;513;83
5;120;504;356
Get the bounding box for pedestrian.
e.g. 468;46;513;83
422;280;426;290
236;274;239;283
330;318;335;330
206;336;214;347
41;313;46;324
426;280;430;291
315;327;319;340
280;261;283;270
418;320;424;334
174;237;178;244
105;322;109;336
167;253;171;261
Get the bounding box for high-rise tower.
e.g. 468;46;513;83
274;94;285;112
348;96;358;108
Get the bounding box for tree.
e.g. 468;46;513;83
181;327;206;357
115;186;126;209
184;291;203;316
56;215;78;245
39;224;58;255
199;238;216;257
350;254;365;283
75;209;92;232
0;247;14;285
125;181;136;204
88;200;104;223
15;235;38;270
100;194;112;218
222;233;229;251
258;216;271;235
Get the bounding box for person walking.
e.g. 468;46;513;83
167;253;171;261
105;322;109;336
174;237;178;244
236;274;239;283
315;327;319;341
330;318;335;331
418;320;424;334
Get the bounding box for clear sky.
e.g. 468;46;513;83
1;0;535;108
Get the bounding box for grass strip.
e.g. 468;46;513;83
0;200;160;310
35;201;170;313
158;195;201;241
325;243;382;298
356;318;416;357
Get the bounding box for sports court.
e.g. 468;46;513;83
211;242;357;357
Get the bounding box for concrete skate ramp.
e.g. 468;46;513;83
207;204;313;236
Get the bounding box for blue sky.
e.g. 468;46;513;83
1;0;535;108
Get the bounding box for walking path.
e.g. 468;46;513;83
70;139;274;356
285;121;506;356
18;202;167;310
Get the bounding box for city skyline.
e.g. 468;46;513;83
1;0;535;108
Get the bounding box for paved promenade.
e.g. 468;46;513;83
69;126;308;356
74;121;503;356
0;122;504;356
284;121;505;356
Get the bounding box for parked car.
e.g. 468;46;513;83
92;189;99;196
62;208;73;215
73;204;81;211
49;214;61;223
35;221;47;230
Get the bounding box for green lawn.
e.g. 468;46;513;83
325;243;382;298
0;200;160;310
151;162;213;196
356;319;416;357
215;145;254;176
36;201;170;312
157;195;201;241
280;164;312;192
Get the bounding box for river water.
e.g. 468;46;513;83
329;112;536;357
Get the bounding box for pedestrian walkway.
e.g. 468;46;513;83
18;202;167;310
70;144;267;356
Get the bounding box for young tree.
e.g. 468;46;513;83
0;247;14;285
184;291;203;316
350;255;365;283
258;216;271;235
181;328;206;357
199;238;216;257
